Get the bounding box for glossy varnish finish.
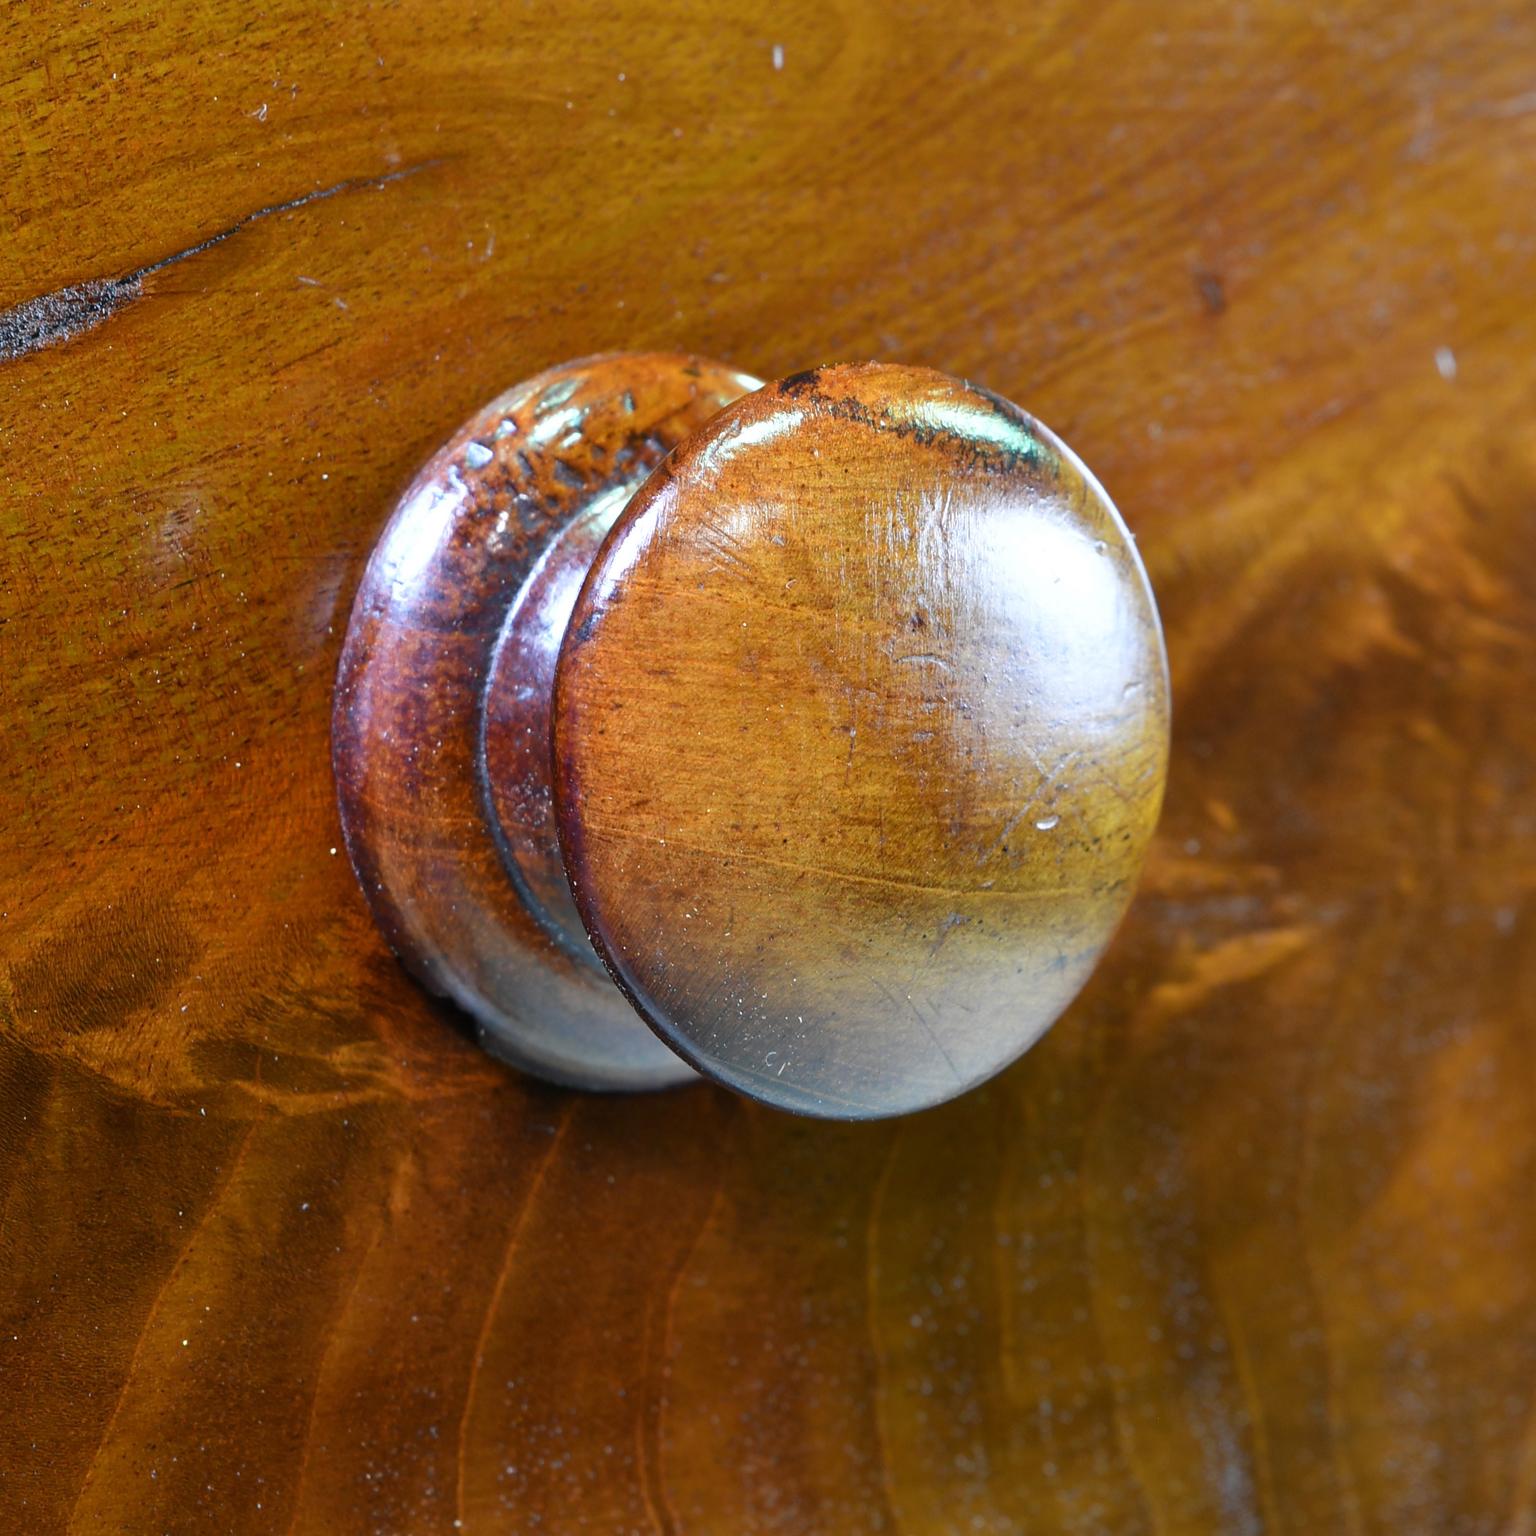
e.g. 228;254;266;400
3;2;1536;1531
555;363;1168;1115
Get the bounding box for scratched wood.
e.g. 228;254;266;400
2;2;1534;1532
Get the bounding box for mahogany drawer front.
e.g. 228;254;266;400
2;2;1534;1532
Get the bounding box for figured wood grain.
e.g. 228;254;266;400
2;1;1535;1533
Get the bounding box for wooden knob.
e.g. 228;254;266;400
334;354;1169;1118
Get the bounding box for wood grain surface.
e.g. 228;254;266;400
554;363;1168;1118
3;2;1535;1532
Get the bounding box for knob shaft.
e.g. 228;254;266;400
332;354;758;1091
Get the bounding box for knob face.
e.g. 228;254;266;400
554;364;1169;1118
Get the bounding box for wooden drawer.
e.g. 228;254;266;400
2;2;1533;1531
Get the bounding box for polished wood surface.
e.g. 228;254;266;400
3;1;1535;1531
556;363;1168;1116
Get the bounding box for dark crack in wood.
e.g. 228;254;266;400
0;161;438;364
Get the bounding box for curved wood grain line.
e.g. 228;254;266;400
1501;842;1536;1536
1295;930;1378;1536
0;1054;53;1261
863;1124;906;1535
65;1117;260;1531
1078;1055;1164;1536
1208;1265;1286;1534
452;1102;576;1529
634;1128;735;1536
282;1135;403;1534
990;1086;1027;1407
1500;1385;1536;1536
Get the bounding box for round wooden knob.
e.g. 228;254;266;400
334;355;1169;1118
